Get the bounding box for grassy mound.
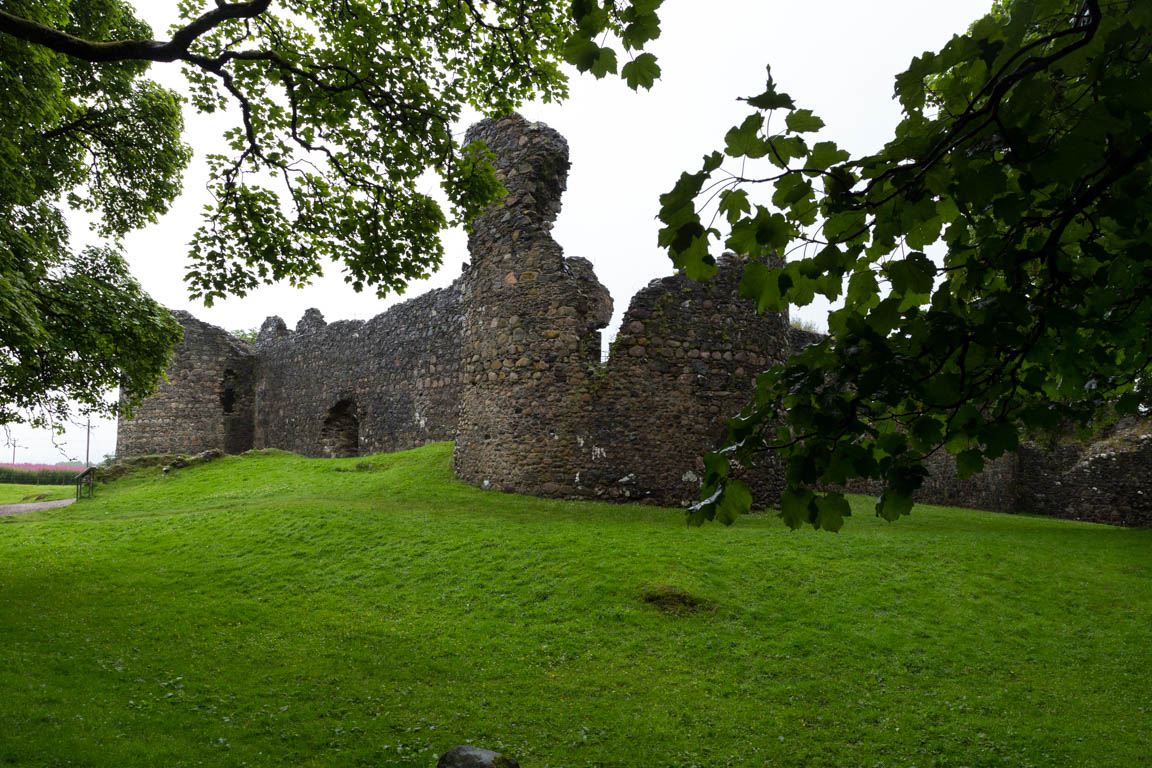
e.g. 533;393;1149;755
1;443;1148;766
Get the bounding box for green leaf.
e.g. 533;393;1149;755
814;492;851;532
659;171;706;217
1116;392;1142;414
589;46;619;79
956;449;985;478
886;251;936;296
679;235;718;282
621;14;661;50
657;168;708;247
785;109;824;133
745;83;795;111
621;52;661;90
570;0;609;35
905;216;943;250
726;207;790;257
716;479;753;525
875;490;913;521
824;211;866;242
894;51;937;111
771;173;813;209
687;487;720;527
845;269;880;308
738;260;784;313
779;487;816;530
980;422;1018;459
724;114;768;158
808;141;850;171
767;136;808;166
718;188;751;225
910;415;944;449
562;36;600;72
703;451;731;482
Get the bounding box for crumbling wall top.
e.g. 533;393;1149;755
258;315;291;345
465;113;569;230
295;308;327;334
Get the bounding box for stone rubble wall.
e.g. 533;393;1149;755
1013;422;1152;526
115;311;255;457
565;257;791;505
916;451;1021;513
840;420;1152;527
918;420;1152;526
788;327;824;352
251;287;466;457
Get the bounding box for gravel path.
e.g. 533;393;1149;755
0;498;76;517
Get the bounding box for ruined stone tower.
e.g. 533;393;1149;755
452;116;616;495
117;114;798;506
451;115;793;501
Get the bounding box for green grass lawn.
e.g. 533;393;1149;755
0;483;73;504
1;443;1149;767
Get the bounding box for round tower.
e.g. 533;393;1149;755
453;114;612;494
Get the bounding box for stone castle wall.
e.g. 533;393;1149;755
249;287;466;458
1013;422;1152;526
117;114;1151;525
937;431;1152;527
839;420;1152;527
560;260;792;504
115;311;255;457
118;114;801;507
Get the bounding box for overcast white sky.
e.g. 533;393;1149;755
7;0;994;464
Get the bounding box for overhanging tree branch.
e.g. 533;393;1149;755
0;1;272;63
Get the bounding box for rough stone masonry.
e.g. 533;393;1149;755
117;115;1152;524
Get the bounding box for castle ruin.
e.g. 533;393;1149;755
117;115;1152;525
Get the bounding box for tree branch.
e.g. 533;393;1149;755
0;1;273;63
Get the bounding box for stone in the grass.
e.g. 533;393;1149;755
437;745;521;768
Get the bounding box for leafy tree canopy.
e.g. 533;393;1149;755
660;0;1152;530
0;0;661;427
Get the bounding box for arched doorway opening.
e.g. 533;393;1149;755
319;400;360;458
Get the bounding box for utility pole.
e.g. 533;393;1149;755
85;416;91;468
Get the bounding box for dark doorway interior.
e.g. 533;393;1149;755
319;400;359;458
219;368;253;454
220;369;236;414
